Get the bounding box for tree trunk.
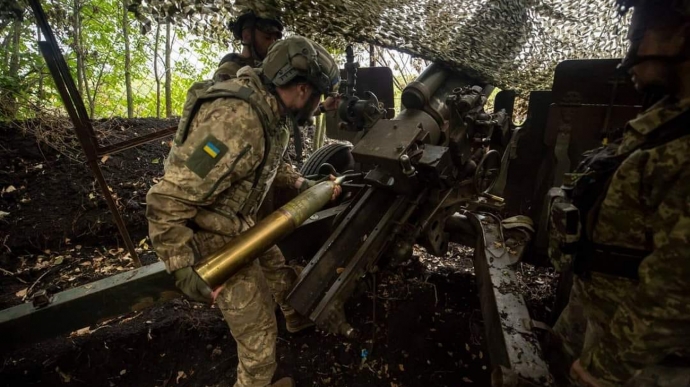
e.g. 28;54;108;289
164;22;172;118
122;0;133;118
3;18;22;118
9;20;20;79
72;0;84;96
36;24;44;109
153;21;161;118
1;29;11;71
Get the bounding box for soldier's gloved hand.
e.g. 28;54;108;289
296;177;316;193
570;360;604;387
327;174;342;201
173;267;213;303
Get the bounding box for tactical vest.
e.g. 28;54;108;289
213;54;258;83
548;109;690;279
175;74;289;222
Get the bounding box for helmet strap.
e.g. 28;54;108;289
249;27;264;61
274;92;304;162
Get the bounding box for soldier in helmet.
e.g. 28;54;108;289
202;6;335;336
548;1;690;386
146;36;341;387
213;7;284;82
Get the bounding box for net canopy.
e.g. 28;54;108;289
119;1;627;91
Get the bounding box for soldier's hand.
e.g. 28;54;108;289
173;267;213;303
296;177;316;193
328;174;342;201
570;360;604;387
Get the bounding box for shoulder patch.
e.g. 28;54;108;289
185;135;229;178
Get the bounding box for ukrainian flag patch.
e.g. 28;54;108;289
203;142;221;158
185;135;229;179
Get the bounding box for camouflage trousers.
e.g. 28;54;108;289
195;232;299;387
216;259;277;387
258;245;300;313
553;277;690;387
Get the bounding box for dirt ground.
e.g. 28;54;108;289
0;119;557;387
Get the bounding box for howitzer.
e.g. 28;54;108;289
289;62;552;386
0;56;645;387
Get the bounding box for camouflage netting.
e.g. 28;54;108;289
127;0;630;92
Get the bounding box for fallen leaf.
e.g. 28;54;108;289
101;155;110;164
120;369;126;376
76;245;82;250
336;267;345;274
72;327;91;336
3;185;16;194
176;371;187;383
15;288;28;298
465;343;470;351
152;158;160;164
54;256;64;265
0;211;9;219
462;377;473;383
56;367;71;383
398;364;404;372
88;193;96;200
391;383;399;387
80;261;92;266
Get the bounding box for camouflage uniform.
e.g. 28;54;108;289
211;51;305;313
553;97;690;386
146;66;294;387
214;54;257;83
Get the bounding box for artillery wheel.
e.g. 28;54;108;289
300;143;355;177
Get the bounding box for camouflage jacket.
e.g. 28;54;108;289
146;67;297;273
578;96;690;384
213;53;258;83
212;52;302;187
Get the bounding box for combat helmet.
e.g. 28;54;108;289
229;7;284;41
262;36;340;98
616;0;690;70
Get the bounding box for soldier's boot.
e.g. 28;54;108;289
271;377;295;387
282;307;314;333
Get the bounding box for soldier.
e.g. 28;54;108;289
213;7;283;82
548;1;690;386
146;36;341;387
206;7;332;335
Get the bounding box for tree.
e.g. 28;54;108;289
122;0;133;118
164;20;171;117
72;0;84;96
153;20;160;118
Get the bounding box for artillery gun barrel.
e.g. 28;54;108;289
194;178;343;289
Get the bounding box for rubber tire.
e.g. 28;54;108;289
300;143;355;176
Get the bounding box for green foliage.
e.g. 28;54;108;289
0;0;231;120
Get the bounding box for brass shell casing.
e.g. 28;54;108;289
194;180;338;289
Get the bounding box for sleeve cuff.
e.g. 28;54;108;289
163;255;194;273
580;345;633;386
